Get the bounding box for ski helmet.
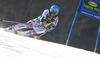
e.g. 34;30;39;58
50;5;59;15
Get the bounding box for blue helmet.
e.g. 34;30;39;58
50;5;59;14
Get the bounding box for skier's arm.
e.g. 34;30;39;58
48;17;59;31
40;9;49;22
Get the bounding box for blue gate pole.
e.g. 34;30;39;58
66;0;83;45
94;25;100;53
66;11;78;45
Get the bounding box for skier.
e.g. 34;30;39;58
7;5;59;38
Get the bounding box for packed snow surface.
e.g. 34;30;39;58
0;28;100;58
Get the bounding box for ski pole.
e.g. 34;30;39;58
36;31;47;39
0;20;21;24
39;32;47;37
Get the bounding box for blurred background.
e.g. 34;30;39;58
0;0;100;54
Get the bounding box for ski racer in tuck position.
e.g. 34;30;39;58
6;5;59;39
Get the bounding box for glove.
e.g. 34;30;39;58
47;26;55;32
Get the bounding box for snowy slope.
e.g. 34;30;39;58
0;28;100;58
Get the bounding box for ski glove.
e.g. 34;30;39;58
47;25;55;32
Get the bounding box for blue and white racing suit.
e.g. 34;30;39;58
12;9;59;35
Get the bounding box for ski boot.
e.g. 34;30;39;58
6;26;17;34
6;26;13;30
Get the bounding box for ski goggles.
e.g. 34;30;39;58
52;11;58;15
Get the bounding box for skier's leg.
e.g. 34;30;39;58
30;27;48;39
25;27;47;35
7;23;32;31
27;18;41;35
33;27;48;35
6;23;26;30
12;23;28;30
24;18;40;34
27;18;40;27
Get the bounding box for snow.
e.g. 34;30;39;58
0;28;100;58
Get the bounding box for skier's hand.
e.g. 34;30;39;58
47;26;55;32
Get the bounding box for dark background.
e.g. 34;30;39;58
0;0;100;54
